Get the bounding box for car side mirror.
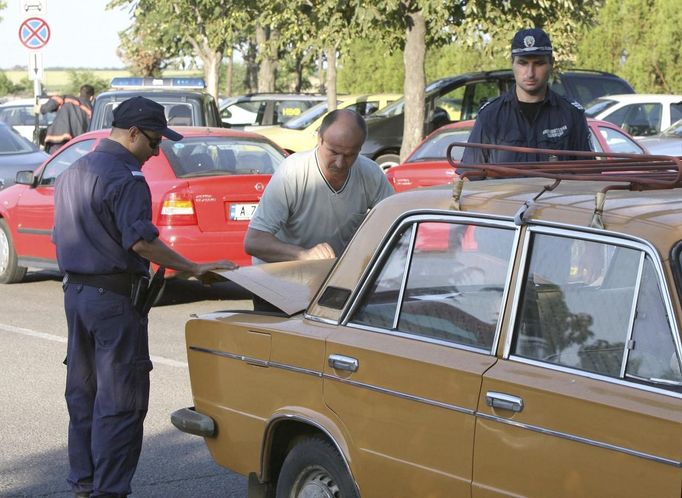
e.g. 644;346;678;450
15;170;36;186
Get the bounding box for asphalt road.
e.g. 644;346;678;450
0;270;252;498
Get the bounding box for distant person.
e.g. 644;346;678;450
40;84;95;154
461;28;591;165
244;109;394;263
53;96;236;498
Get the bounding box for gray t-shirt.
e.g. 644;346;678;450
249;148;394;263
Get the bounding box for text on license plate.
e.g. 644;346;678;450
229;203;258;220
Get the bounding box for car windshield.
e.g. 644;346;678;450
0;124;38;154
661;119;682;138
408;127;473;162
282;101;337;130
161;136;286;178
584;98;618;118
0;105;55;127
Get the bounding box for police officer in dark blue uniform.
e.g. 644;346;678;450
461;28;592;165
53;96;237;498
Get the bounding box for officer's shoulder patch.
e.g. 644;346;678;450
131;171;145;177
570;100;585;111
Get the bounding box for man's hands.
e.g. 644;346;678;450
299;242;335;260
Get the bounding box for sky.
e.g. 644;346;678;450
0;0;133;69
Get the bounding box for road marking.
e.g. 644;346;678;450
0;323;188;368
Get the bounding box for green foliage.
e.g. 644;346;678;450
337;39;404;93
0;71;17;95
66;71;109;96
426;44;509;80
576;0;682;93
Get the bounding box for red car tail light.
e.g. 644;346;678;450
157;191;198;226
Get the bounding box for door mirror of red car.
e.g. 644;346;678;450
15;170;36;186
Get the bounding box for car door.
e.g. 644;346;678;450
12;138;97;265
473;227;682;497
323;215;518;497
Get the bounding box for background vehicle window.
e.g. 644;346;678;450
409;128;472;162
513;233;681;388
671;103;682;124
353;222;515;350
40;139;97;185
162;137;284;177
461;82;503;121
626;258;682;385
597;126;645;154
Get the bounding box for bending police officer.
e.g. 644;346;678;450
53;96;236;498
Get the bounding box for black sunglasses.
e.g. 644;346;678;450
137;128;162;149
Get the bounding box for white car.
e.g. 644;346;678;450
585;93;682;139
0;98;55;143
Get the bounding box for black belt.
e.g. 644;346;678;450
64;272;145;297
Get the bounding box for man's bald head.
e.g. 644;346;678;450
319;109;367;143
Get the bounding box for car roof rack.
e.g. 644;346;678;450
445;142;682;229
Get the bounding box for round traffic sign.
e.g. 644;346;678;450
19;17;51;50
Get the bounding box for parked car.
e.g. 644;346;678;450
585;94;682;138
361;69;635;168
89;77;222;131
385;118;648;192
173;158;682;497
257;94;401;153
0;97;55;144
0;122;49;190
0;127;286;283
219;93;327;129
638;119;682;157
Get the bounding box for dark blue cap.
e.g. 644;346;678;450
112;96;183;141
511;28;553;57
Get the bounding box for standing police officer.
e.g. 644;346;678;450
53;96;236;498
461;27;592;165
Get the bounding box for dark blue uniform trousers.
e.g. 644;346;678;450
64;283;152;497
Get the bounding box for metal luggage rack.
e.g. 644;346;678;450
445;142;682;228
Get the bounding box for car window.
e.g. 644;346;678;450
39;139;97;186
597;126;645;154
0;124;37;153
584;98;617;118
670;103;682;124
351;221;515;351
559;75;634;105
408;127;472;162
461;82;503;121
661;118;682;138
282;101;338;130
162;137;285;177
512;232;682;389
609;103;661;136
274;100;315;124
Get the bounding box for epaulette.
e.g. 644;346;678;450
571;100;585;111
478;97;499;112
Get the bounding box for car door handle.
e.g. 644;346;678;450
328;354;359;372
485;391;524;413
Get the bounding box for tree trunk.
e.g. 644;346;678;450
294;55;303;93
243;40;258;93
317;51;325;93
256;24;277;92
190;36;222;101
325;45;337;111
225;48;234;97
400;10;426;161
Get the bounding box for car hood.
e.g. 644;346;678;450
211;259;336;315
637;137;682;156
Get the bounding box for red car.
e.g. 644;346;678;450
386;119;649;192
0;127;286;283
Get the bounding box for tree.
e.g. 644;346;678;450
108;0;249;99
576;0;682;93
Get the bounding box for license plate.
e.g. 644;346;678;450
229;203;258;221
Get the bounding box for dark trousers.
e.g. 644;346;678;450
63;283;152;497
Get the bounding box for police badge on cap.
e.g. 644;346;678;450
511;28;553;56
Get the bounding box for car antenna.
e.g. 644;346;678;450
446;142;682;228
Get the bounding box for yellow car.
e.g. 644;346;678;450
173;152;682;497
257;94;401;153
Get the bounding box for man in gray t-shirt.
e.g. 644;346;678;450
245;109;394;264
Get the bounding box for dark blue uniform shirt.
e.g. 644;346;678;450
460;87;592;164
52;138;159;275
